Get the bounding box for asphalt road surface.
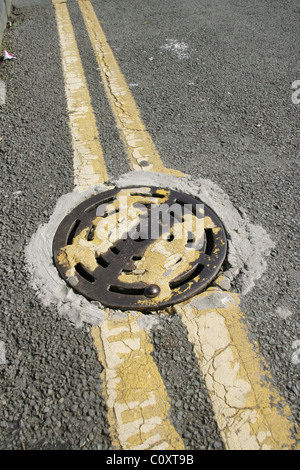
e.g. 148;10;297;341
0;0;299;451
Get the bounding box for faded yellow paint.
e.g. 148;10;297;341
91;312;185;450
56;188;172;279
117;211;216;306
176;287;299;450
53;0;108;190
77;0;184;177
57;224;100;276
119;234;200;304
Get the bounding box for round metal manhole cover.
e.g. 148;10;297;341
52;187;227;311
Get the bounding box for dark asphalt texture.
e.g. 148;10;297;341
0;0;299;450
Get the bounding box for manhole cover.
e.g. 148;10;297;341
53;187;227;311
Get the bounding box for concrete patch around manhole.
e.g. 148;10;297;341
25;172;274;327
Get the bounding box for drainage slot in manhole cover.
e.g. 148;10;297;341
52;187;227;311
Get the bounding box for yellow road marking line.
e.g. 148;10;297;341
53;0;108;191
77;0;184;177
175;287;299;450
92;312;184;450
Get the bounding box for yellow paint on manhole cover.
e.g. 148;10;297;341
53;186;227;311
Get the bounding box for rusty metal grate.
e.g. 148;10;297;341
52;187;227;311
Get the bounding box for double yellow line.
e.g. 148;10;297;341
53;0;107;190
53;0;182;192
53;0;185;450
53;0;299;450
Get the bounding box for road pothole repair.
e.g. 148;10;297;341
25;172;274;326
